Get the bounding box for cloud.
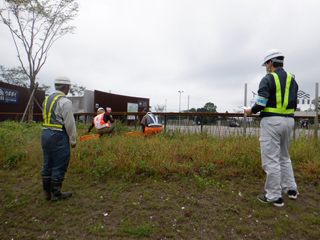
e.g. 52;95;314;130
1;0;319;112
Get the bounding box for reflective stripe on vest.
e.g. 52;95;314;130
262;72;294;114
147;113;162;127
43;94;65;129
94;113;110;130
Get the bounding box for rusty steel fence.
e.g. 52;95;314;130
1;111;318;139
74;112;319;139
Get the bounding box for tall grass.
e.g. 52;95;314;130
1;120;320;240
1;120;319;183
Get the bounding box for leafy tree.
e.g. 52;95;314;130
69;84;86;96
180;102;219;125
188;107;197;113
183;102;218;125
203;102;217;113
0;0;79;123
200;102;217;125
38;84;51;96
1;65;52;95
0;65;29;88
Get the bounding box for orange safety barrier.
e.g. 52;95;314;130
124;127;162;137
123;131;142;137
79;134;100;141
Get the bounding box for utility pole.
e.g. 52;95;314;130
178;90;184;126
165;99;167;112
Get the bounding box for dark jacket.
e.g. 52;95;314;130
251;68;298;118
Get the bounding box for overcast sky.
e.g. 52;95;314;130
0;0;319;112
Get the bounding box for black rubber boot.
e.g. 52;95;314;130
50;178;72;201
42;175;51;200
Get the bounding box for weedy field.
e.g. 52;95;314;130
1;120;320;240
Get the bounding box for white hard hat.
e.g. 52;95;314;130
97;107;105;113
55;75;71;85
262;49;284;66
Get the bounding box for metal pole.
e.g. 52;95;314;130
178;90;183;126
179;92;181;112
315;83;319;139
165;99;167;112
188;95;189;112
243;83;247;136
134;115;137;130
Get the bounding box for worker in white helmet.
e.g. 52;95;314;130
88;107;115;136
245;49;299;207
41;75;77;201
141;108;162;135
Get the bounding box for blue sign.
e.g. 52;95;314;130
0;87;19;105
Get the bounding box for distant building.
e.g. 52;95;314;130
68;89;149;123
297;90;313;111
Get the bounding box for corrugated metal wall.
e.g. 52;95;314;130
94;90;149;113
0;82;45;122
0;84;149;123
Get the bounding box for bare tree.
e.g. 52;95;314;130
154;104;165;112
0;0;79;123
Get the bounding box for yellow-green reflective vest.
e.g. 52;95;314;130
261;72;295;114
43;94;65;129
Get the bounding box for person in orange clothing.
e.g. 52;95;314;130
88;107;115;136
141;110;162;135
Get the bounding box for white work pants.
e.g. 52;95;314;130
259;116;297;201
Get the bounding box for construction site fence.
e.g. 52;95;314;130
1;112;319;139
